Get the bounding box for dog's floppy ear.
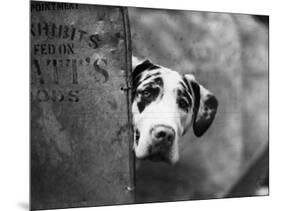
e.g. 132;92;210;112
132;56;144;71
184;74;218;137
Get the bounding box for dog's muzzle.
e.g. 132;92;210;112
147;125;175;161
151;125;175;146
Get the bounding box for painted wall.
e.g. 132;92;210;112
31;2;133;209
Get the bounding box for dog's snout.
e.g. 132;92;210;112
151;125;175;146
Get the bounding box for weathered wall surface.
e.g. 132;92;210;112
129;8;268;202
31;2;133;209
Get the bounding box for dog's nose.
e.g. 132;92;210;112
151;125;175;146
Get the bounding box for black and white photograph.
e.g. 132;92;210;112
29;0;269;210
0;0;274;210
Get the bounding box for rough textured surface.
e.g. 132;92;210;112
31;2;133;209
129;8;268;202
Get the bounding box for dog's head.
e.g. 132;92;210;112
132;58;218;164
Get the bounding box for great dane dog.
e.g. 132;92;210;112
132;57;218;164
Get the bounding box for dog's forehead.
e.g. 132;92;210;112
161;69;183;89
139;66;183;89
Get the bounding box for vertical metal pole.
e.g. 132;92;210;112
120;7;136;202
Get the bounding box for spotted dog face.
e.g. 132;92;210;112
132;58;218;164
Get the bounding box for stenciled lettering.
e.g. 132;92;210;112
31;22;101;49
33;43;75;56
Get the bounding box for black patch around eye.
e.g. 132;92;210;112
153;77;163;87
178;98;190;112
183;90;192;105
137;87;160;113
177;90;191;112
137;101;146;113
178;88;192;105
132;60;160;100
177;98;191;112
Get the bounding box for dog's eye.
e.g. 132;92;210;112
142;90;151;98
178;99;189;110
